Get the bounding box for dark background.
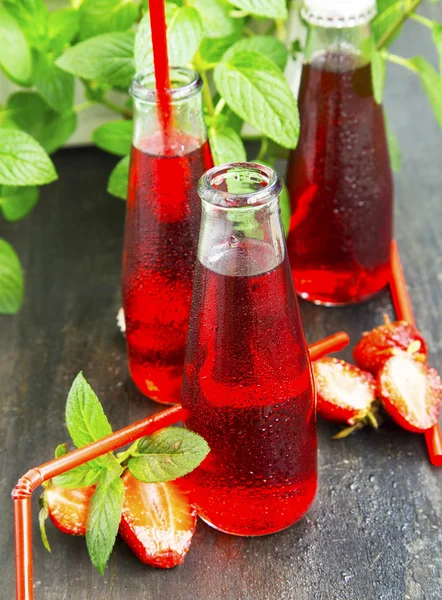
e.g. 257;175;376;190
1;7;441;600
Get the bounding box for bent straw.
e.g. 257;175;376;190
12;331;349;600
390;240;442;467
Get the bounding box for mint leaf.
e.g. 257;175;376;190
136;5;202;72
65;372;113;449
0;129;57;186
208;126;246;164
0;6;32;85
371;47;386;104
4;0;49;49
432;24;442;73
35;53;75;113
128;427;210;483
372;0;405;49
0;238;24;314
6;92;76;154
107;155;129;200
279;183;291;237
56;31;135;88
229;0;287;19
86;477;125;575
0;185;39;221
194;0;243;39
409;57;442;131
53;462;104;489
385;118;402;173
54;443;68;458
199;33;242;67
215;50;299;148
79;0;137;41
224;36;288;71
48;7;80;53
92;121;133;156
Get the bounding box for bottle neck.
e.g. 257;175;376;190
131;68;207;155
197;164;285;277
304;22;373;71
198;200;285;277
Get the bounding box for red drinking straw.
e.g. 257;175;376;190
390;240;442;467
148;0;172;140
12;332;349;600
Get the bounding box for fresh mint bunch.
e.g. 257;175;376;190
39;372;210;575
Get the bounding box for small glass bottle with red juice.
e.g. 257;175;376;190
122;68;213;404
182;163;317;536
286;0;393;305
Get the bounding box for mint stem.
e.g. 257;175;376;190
376;0;423;50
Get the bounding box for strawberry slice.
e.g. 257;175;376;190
378;353;442;433
353;316;428;374
313;358;378;434
119;471;197;568
39;483;95;550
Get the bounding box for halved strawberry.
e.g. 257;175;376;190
313;358;379;436
377;354;442;433
353;316;428;374
45;484;94;535
39;483;95;551
119;471;197;568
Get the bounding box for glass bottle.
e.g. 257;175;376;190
122;68;213;404
182;163;317;536
286;0;393;305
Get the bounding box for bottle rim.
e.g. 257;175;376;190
198;162;283;209
301;4;377;28
130;67;202;103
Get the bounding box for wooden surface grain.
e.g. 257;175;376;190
1;11;442;600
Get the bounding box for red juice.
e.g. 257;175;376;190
182;240;317;535
286;57;393;305
122;132;213;403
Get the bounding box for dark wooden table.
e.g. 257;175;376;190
1;15;442;600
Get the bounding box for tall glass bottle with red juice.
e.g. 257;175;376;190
122;68;213;404
286;0;393;305
182;163;317;536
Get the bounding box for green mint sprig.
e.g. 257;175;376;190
39;372;209;575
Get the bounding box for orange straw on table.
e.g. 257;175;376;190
12;331;350;600
390;240;442;467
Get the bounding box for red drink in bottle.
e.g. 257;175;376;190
286;1;393;305
182;164;317;536
122;70;213;403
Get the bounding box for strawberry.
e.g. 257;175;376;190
313;358;379;437
353;316;428;375
119;471;197;568
39;483;95;551
377;353;442;433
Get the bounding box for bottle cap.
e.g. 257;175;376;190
301;0;377;28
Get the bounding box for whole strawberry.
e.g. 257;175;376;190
378;353;442;433
353;316;428;375
313;358;379;437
